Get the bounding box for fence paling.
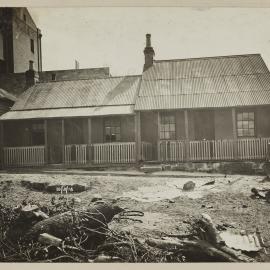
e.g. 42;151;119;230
92;142;135;164
3;146;45;167
64;144;87;164
159;138;270;162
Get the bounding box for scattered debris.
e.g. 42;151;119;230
219;231;262;252
251;188;270;202
183;181;196;191
202;180;215;186
38;233;62;247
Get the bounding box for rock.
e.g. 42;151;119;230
242;204;248;208
183;181;196;191
91;194;102;202
38;233;62;247
168;199;175;203
30;181;49;191
72;183;87;192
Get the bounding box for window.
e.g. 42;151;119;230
160;113;176;140
104;118;121;142
237;111;255;137
31;122;45;145
30;39;34;53
51;73;56;81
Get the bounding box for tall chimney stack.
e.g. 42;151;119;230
25;60;39;88
143;33;155;72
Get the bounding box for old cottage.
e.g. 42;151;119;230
0;34;270;167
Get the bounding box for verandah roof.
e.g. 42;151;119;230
0;105;134;120
135;54;270;110
0;75;140;120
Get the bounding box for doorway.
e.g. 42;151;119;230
47;119;63;164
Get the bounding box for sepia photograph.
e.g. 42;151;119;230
0;0;270;264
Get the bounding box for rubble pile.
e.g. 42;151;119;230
0;195;267;262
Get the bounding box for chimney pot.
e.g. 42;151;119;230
29;60;34;70
143;34;155;72
146;33;151;47
25;60;39;88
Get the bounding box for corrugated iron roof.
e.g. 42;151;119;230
0;105;134;120
135;54;270;110
12;75;141;111
0;88;17;102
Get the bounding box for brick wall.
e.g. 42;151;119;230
0;72;26;96
12;10;41;73
39;67;110;82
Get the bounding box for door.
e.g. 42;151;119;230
194;110;215;140
47;119;63;164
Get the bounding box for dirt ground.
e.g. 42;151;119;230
0;170;269;261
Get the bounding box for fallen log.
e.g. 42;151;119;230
145;237;254;262
8;201;123;249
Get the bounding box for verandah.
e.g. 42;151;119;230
1;107;270;167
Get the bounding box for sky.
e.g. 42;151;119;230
28;7;270;76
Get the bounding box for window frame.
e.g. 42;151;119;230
51;73;56;81
103;117;121;143
236;110;256;138
30;39;34;53
31;122;45;145
159;112;176;140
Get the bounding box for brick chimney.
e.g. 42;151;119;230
143;33;155;72
25;60;39;88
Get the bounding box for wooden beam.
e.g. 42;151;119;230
44;119;48;164
87;118;92;162
61;119;65;164
157;111;161;162
135;112;141;162
184;110;190;161
0;122;4;169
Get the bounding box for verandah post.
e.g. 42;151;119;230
61;119;65;164
232;108;238;160
157;111;161;162
184;110;190;161
87;118;92;163
44;119;48;164
135;112;141;162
